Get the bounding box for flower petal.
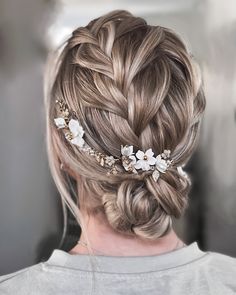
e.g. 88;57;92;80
145;148;154;158
156;159;168;173
136;150;144;160
54;117;66;129
142;161;150;171
127;145;133;155
121;145;133;156
164;149;171;157
71;136;85;147
156;154;162;162
128;155;137;165
68;119;84;137
147;156;156;165
134;159;143;170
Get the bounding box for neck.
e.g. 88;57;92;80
68;211;185;256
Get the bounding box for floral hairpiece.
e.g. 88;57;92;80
54;100;179;182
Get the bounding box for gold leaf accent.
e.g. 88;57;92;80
152;170;160;182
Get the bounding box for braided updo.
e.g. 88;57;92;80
45;10;205;241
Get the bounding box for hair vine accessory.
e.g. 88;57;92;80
54;99;175;182
120;145;172;181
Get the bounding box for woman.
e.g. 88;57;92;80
0;9;235;295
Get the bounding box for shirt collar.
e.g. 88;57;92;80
44;241;207;274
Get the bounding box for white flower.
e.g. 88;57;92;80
155;154;168;173
134;148;156;171
164;149;171;157
121;145;134;157
68;119;85;138
68;119;85;148
54;117;66;129
161;149;171;159
70;136;85;147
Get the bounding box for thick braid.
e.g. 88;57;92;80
67;17;168;147
67;18;142;151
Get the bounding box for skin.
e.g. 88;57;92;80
68;208;185;256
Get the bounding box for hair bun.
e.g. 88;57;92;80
102;169;189;240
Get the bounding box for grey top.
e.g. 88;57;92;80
0;241;236;294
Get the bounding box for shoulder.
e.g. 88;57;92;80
0;263;43;294
206;250;236;271
204;251;236;288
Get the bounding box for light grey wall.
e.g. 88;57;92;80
0;0;63;275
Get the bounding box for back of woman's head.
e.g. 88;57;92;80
45;10;206;242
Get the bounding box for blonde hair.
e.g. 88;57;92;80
44;9;205;259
